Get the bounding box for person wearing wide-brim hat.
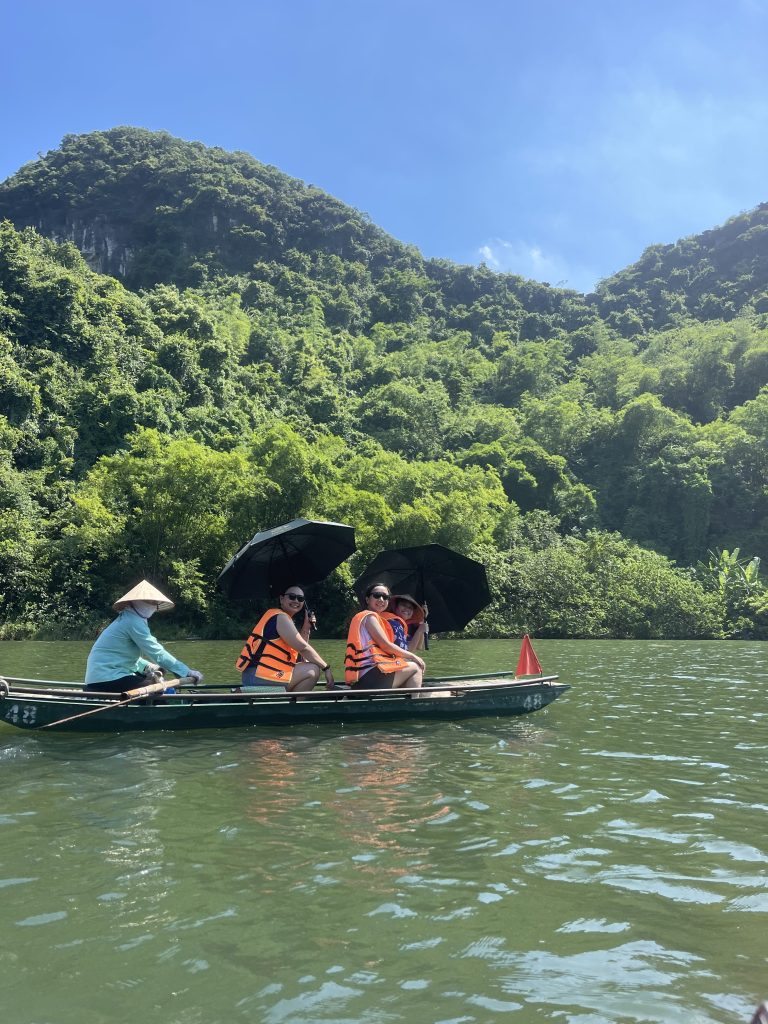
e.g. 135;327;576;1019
389;594;429;651
84;580;203;693
345;584;425;690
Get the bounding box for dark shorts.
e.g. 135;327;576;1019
85;674;145;694
352;666;395;690
241;664;288;691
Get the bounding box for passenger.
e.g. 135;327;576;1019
378;593;407;651
345;584;425;690
388;594;429;651
85;580;203;693
380;596;411;651
236;585;333;692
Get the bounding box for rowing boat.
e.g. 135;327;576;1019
0;672;569;733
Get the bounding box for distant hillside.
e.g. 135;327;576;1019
0;127;414;283
0;127;596;341
5;129;768;345
595;205;768;335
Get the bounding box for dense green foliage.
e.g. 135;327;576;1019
0;128;767;641
596;205;768;335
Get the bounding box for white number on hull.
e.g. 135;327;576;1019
4;703;38;726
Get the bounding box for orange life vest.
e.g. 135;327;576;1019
236;609;299;682
345;610;408;684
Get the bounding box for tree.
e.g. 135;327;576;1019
51;429;280;621
696;548;766;638
356;380;453;459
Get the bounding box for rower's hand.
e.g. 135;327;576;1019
412;655;426;671
188;670;204;686
324;669;335;690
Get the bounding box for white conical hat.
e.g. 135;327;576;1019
113;580;175;612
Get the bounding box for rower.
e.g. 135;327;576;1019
85;580;203;694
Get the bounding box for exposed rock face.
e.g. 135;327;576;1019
47;217;134;278
0;127;413;292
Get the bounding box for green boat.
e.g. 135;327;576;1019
0;672;569;733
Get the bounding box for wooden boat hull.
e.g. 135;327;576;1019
0;676;569;733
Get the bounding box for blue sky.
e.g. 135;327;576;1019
3;0;768;292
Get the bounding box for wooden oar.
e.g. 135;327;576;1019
39;676;191;729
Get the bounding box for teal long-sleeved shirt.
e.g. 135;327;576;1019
84;608;191;684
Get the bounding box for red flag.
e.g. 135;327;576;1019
516;634;542;677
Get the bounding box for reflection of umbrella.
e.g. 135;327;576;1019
218;518;356;600
354;544;490;632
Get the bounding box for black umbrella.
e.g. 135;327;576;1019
218;518;356;600
354;544;490;632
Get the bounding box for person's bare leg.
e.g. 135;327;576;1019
287;663;321;692
391;664;422;689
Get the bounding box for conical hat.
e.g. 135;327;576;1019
113;580;175;612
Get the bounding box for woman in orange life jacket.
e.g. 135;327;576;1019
345;584;425;690
236;586;334;692
388;594;429;652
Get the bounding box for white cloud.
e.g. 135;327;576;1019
477;238;598;293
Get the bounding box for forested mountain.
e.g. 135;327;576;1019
0;127;595;341
595;204;768;335
0;128;766;640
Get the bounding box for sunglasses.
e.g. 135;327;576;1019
284;593;305;602
369;592;390;600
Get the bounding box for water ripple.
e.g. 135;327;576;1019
2;639;767;1023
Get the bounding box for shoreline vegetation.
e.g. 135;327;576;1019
0;128;766;642
2;538;765;643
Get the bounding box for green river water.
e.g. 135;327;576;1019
0;638;765;1024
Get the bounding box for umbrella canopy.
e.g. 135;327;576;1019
354;543;490;632
218;518;356;601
